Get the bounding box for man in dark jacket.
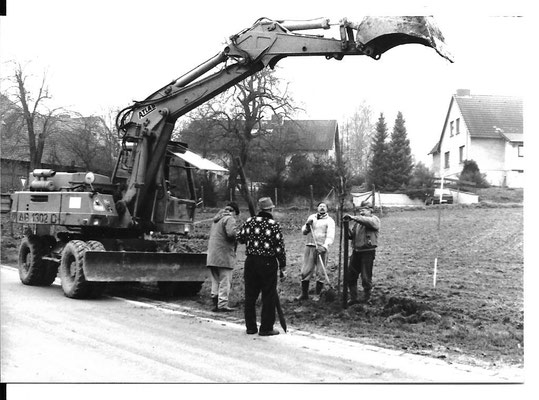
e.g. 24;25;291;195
206;202;239;312
236;197;286;336
343;200;380;305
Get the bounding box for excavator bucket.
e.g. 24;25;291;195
83;251;208;282
356;16;453;62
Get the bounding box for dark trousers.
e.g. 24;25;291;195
244;255;278;332
348;250;376;293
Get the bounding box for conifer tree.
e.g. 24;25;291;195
367;113;390;190
387;111;413;190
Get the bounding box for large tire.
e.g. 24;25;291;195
18;235;47;285
59;240;92;299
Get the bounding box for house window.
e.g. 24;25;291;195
518;145;523;157
450;121;454;136
456;118;460;135
444;151;450;169
459;145;464;163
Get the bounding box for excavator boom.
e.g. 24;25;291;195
117;15;452;223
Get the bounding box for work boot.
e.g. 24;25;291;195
217;305;236;312
347;285;360;306
259;329;280;336
211;296;218;312
295;280;310;301
315;281;324;295
363;290;372;304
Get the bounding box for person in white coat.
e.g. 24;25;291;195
296;202;335;300
206;202;240;312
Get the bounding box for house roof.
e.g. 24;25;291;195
455;94;523;137
500;132;523;143
429;92;523;155
184;119;337;154
279;120;337;152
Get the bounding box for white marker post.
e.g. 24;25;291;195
433;258;438;288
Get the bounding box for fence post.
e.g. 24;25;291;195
274;187;278;206
309;185;314;211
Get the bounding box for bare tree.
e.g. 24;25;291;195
180;68;299;197
96;110;122;173
340;102;374;178
3;61;63;170
51;113;118;174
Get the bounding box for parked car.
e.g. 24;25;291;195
425;188;453;205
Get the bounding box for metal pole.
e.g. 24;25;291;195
342;219;349;308
235;157;256;217
201;185;205;209
437;176;444;230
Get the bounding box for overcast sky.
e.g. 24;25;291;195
0;0;530;164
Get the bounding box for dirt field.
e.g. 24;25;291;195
1;191;524;370
193;203;524;370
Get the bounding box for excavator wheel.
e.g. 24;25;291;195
59;240;93;299
18;235;49;286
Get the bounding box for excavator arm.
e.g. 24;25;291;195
114;16;452;227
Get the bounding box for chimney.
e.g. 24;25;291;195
456;89;471;97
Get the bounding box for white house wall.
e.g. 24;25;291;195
505;141;524;171
438;103;469;178
469;137;506;185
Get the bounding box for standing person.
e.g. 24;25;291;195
296;202;335;301
236;197;286;336
206;202;240;312
343;200;380;305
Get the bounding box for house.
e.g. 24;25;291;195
429;89;523;188
181;117;339;175
273;119;338;163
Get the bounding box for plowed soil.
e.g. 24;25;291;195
193;203;524;370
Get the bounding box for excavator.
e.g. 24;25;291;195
10;16;453;299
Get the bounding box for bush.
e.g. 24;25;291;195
459;160;490;188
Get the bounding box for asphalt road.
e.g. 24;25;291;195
0;265;521;383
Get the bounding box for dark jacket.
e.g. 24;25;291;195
236;211;286;269
349;214;380;251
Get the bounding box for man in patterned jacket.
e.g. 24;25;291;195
236;197;287;336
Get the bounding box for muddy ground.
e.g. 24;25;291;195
1;194;524;371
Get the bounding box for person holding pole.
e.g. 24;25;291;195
296;202;335;301
343;200;380;305
236;197;287;336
